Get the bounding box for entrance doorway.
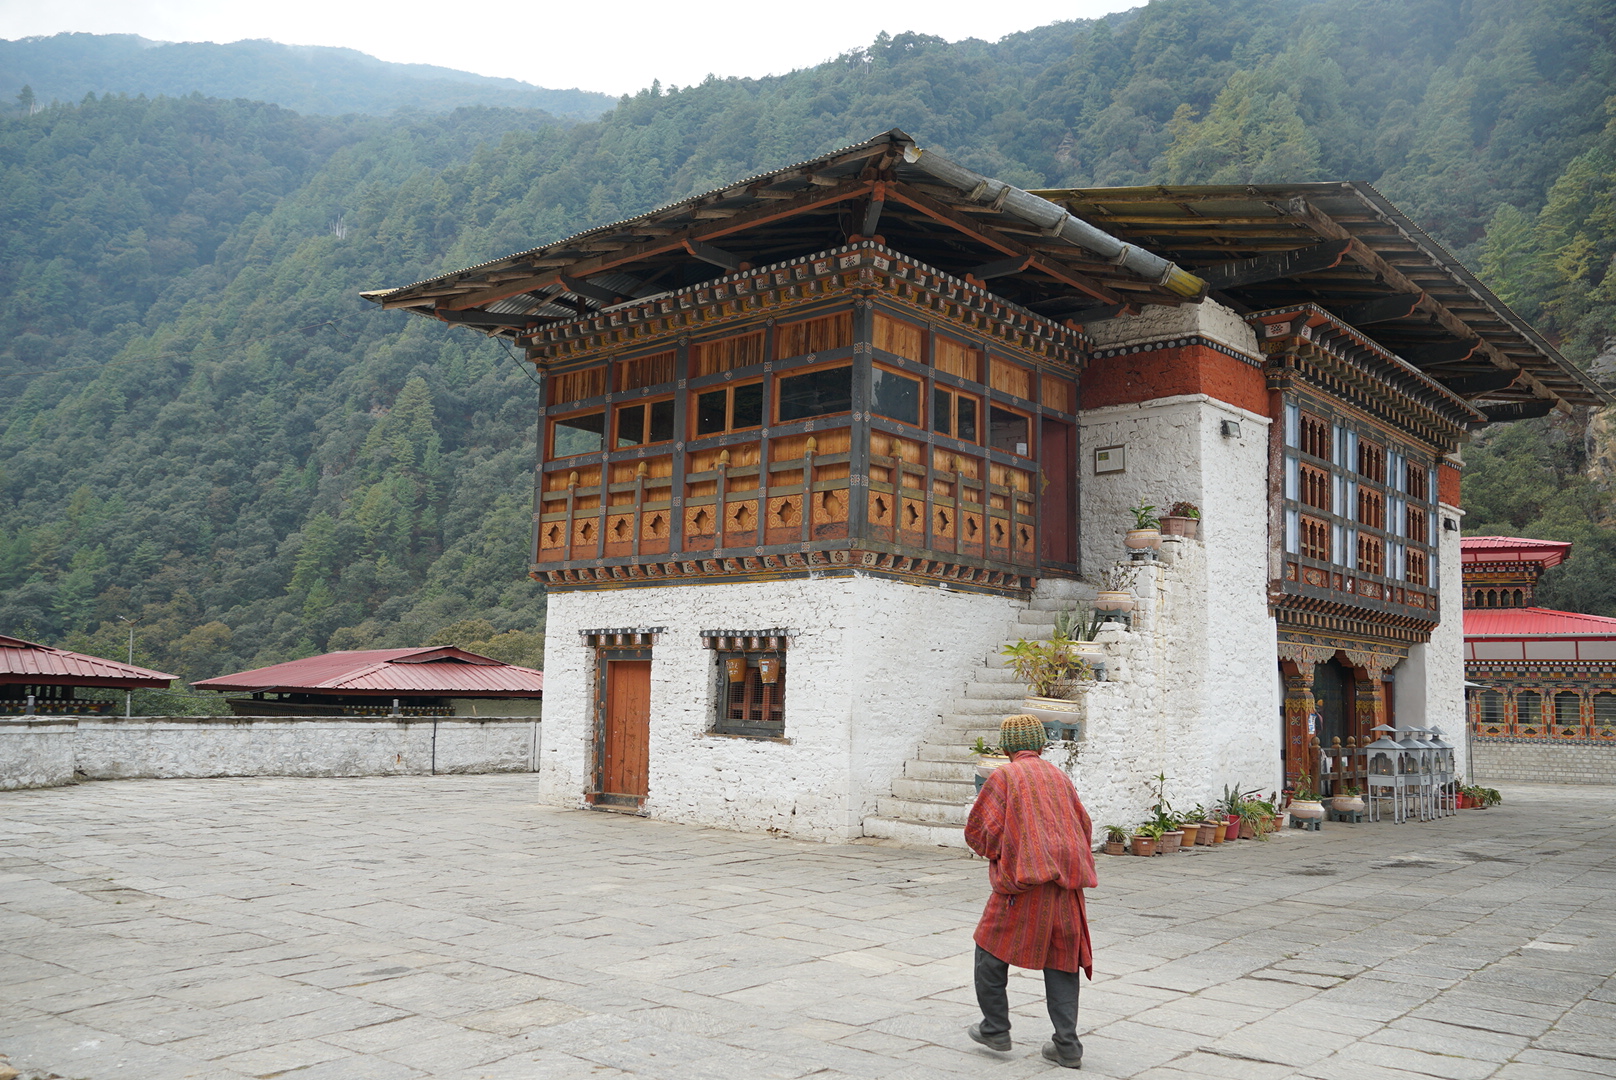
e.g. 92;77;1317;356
596;655;650;807
1312;659;1353;748
1039;418;1076;566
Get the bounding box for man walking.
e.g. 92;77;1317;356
964;714;1096;1069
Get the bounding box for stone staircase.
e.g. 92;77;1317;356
862;589;1087;848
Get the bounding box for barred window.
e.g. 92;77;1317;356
1480;690;1503;725
1299;463;1331;511
714;652;786;738
1358;533;1384;575
1358;440;1386;483
1300;411;1330;460
1407;505;1427;543
1594;692;1616;728
1517;691;1541;726
1555;691;1581;728
1407;548;1428;586
1358;488;1385;529
1406;463;1429;502
1300;515;1330;561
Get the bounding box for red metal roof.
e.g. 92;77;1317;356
1460;536;1572;567
1464;607;1616;638
0;634;178;687
194;646;543;696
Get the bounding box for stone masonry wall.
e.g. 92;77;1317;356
0;717;540;788
539;575;1018;841
1470;741;1616;785
0;718;77;790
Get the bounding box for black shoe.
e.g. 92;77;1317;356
1042;1041;1082;1069
968;1022;1011;1052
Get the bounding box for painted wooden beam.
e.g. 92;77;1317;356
1438;370;1518;396
1331;292;1423;326
1199;239;1352;290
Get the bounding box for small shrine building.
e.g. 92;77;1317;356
1;634;177;715
363;130;1603;840
1463;536;1616;784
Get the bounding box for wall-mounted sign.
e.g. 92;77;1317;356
1094;445;1126;474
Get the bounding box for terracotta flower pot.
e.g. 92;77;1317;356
1130;836;1157;857
1224;815;1241;842
1104;840;1126;856
1159;515;1199;539
1238;819;1256;839
1158;830;1184;853
1124;528;1162;550
1289;799;1325;822
1206;821;1225;845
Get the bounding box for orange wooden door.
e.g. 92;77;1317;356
601;660;651;800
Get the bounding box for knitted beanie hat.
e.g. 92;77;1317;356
999;714;1047;755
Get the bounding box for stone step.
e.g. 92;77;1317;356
961;682;1029;701
875;794;971;826
861;816;969;848
1016;610;1059;626
891;775;978;802
903;757;976;781
948;698;1026;716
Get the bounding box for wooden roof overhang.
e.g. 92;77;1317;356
1032;183;1610;422
361;129;1204;355
1249;304;1484;453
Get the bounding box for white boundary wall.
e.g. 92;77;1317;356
540;575;1018;841
0;717;540;789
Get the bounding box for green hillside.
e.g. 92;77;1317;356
2;33;615;120
2;0;1613;703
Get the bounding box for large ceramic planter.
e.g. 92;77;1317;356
1158;830;1184;854
1289;799;1326;822
1330;796;1366;814
1023;695;1082;741
1124;528;1162;551
1094;590;1135;613
973;754;1010;793
1159;515;1199;539
1130;836;1157;857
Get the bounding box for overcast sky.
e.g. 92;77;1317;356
0;0;1142;95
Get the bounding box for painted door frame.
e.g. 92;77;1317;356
592;646;652;809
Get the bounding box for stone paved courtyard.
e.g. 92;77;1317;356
2;776;1614;1080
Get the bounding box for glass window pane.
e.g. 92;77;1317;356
1517;691;1540;725
778;366;852;422
871;368;920;425
732;382;763;429
616;404;645;448
988;405;1029;456
957;396;977;442
696;390;728;435
1556;691;1580;726
932;387;952;436
553;411;605;456
1481;690;1502;724
648;399;676;443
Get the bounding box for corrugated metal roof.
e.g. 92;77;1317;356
194;647;543;696
1464;607;1616;637
1461;536;1572;566
0;634;177;687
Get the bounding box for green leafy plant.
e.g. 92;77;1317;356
1336;784;1361;797
1128;502;1160;530
1166;501;1200;519
1000;636;1094;698
1052;605;1105;642
1104;824;1129;844
970;736;1004;757
1134;822;1165;840
1291;772;1322;801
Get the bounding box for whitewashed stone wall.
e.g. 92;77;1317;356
0;718;77;790
0;717;539;787
540;575;1018;840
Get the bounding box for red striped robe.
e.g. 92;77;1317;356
965;750;1096;975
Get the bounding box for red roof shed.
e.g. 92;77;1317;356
0;634;177;689
194;647;544;698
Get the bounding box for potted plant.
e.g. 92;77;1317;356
1130;823;1162;857
1145;773;1184;852
1124;502;1162;551
1288;773;1326;823
1239;796;1278;839
1160;500;1200;539
1052;606;1106;661
1330;784;1365;814
1092;561;1140;615
1000;636;1093;736
1220;783;1258;841
1102;825;1128;856
970;737;1010;793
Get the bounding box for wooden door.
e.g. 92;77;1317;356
1040;418;1076;566
600;659;651;803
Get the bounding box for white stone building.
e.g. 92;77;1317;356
363;131;1603;843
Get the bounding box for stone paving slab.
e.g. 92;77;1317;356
2;777;1614;1079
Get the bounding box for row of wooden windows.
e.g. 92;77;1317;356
1471;588;1527;608
1477;689;1616;727
551;363;1040;459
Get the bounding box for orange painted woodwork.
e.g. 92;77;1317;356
1081;344;1267;415
602;660;651;800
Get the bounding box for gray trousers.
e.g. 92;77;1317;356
974;945;1081;1057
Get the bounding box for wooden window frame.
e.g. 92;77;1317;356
1300;514;1330;561
931;384;981;444
550;407;608;459
614;395;677;449
1299;462;1331;511
1299;411;1330;460
711;651;787;739
871;362;924;429
773;359;853;425
692;379;765;438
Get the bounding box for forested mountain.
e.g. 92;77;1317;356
2;0;1613;705
1;34;615;120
